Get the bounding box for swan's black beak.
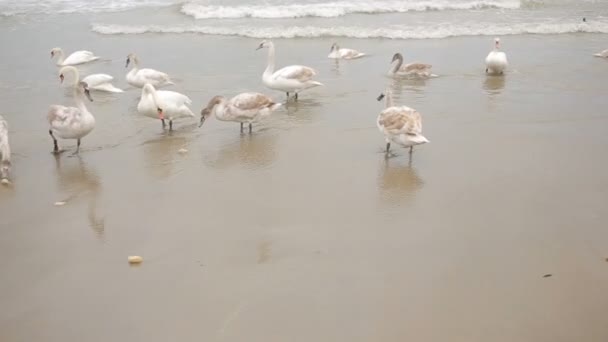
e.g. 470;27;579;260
85;89;93;102
255;44;263;51
199;116;206;127
50;51;54;58
199;108;210;127
125;58;130;68
377;93;385;102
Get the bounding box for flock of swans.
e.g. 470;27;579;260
0;36;605;185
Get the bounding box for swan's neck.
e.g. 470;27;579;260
55;50;65;65
264;44;276;76
389;57;403;74
62;66;80;86
74;89;90;114
211;98;229;120
143;86;161;108
385;91;394;108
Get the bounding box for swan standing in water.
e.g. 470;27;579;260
48;81;95;154
256;40;323;100
593;49;608;58
0;115;11;182
59;66;122;93
50;47;99;66
388;53;436;78
137;83;195;131
485;38;508;75
126;53;173;88
376;89;428;155
328;43;366;60
199;93;281;133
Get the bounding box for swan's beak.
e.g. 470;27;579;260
199;115;206;127
84;89;93;102
59;74;64;83
377;93;385;102
50;51;54;58
125;58;130;68
255;44;263;51
157;108;164;120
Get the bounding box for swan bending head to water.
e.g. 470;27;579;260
375;88;428;156
0;115;10;181
256;40;323;101
200;92;281;132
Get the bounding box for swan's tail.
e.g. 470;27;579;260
307;81;323;88
593;53;605;58
270;103;282;111
411;134;429;145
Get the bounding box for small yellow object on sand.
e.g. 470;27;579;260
128;256;143;264
54;201;66;206
1;179;9;185
178;148;188;154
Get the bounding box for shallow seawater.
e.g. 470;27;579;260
1;2;608;341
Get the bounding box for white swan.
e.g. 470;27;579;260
593;49;608;58
59;66;123;93
376;89;428;155
328;43;366;60
126;53;173;88
256;40;323;100
137;83;195;131
50;47;99;66
199;93;282;132
485;38;508;75
48;80;95;154
0;115;10;182
388;53;435;78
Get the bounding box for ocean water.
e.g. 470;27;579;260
2;0;608;39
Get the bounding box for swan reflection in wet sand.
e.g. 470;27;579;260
377;157;424;205
53;154;104;238
203;133;279;170
142;133;192;179
483;74;506;95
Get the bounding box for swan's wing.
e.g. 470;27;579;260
82;74;113;87
157;90;192;106
48;105;82;127
137;68;171;83
341;48;364;59
230;93;275;111
379;107;421;136
273;65;316;82
64;50;99;65
402;63;432;72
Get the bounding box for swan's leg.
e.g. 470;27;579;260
49;130;59;152
385;142;391;153
240;123;244;133
286;92;290;99
249;123;252;133
409;146;413;155
485;68;488;73
161;119;166;129
75;139;81;154
294;93;299;101
169;120;173;131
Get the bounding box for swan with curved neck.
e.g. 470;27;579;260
59;66;123;93
126;53;173;88
0;115;10;182
137;83;194;131
328;43;366;60
375;88;428;155
199;93;281;132
389;53;435;78
256;40;323;100
50;47;100;66
485;38;508;75
48;71;95;154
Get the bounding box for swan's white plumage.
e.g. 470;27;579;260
82;74;123;93
126;54;173;88
137;83;194;122
593;49;608;58
485;38;508;75
48;82;95;145
328;44;366;60
257;40;323;97
0;115;10;180
51;48;100;66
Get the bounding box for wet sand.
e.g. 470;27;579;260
1;14;608;342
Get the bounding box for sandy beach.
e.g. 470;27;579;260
1;1;608;341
